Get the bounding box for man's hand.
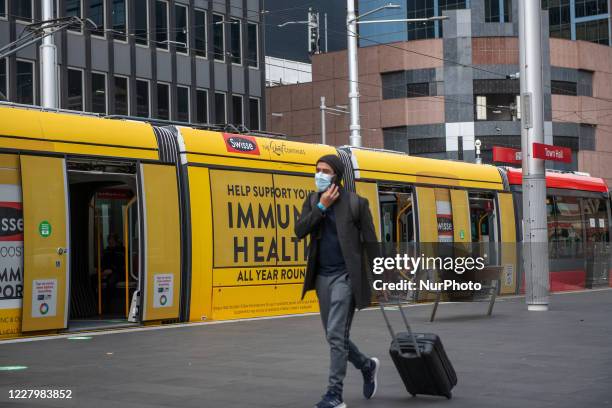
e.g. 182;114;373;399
320;184;339;208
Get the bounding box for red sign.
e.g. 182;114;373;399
223;133;260;156
532;142;572;163
492;146;521;164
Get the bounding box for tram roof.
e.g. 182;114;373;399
0;104;159;160
505;167;608;193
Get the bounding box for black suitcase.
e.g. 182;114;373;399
380;302;458;399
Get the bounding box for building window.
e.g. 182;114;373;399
232;95;243;125
0;59;6;100
16;60;34;105
114;76;129;115
177;86;190;122
112;0;127;41
575;0;608;18
175;4;188;54
215;92;226;124
542;0;571;39
196;89;208;123
157;83;170;120
474;94;520;121
136;79;150;117
156;1;168;50
66;0;83;32
249;98;260;130
381;72;433;99
485;0;497;22
90;0;105;37
551;80;578;96
213;14;225;62
91;72;107;114
576;18;610;45
476;95;487;120
407;0;435;40
485;0;512;22
0;0;7;19
247;22;258;68
406;83;430;98
67;68;84;111
194;9;207;58
134;0;149;46
230;18;242;65
15;0;33;22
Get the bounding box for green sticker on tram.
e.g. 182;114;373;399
39;221;52;238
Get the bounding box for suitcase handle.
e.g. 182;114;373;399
379;300;421;358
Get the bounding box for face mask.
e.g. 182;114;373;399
315;172;333;192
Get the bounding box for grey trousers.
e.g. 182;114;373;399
316;272;370;396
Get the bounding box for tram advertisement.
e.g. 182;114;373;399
209;170;318;319
0;182;24;339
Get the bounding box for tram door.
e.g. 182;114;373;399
139;163;181;322
21;156;70;332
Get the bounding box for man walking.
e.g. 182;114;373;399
295;154;380;408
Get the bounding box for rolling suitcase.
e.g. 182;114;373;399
379;302;457;399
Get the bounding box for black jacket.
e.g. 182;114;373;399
294;188;378;310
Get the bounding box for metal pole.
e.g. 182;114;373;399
324;13;328;52
320;96;326;144
519;0;549;311
40;0;58;109
347;0;361;147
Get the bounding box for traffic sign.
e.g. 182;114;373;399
532;142;572;163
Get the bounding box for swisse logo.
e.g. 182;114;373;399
223;133;260;156
0;204;23;240
229;137;256;152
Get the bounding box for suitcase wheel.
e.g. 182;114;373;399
410;393;416;398
445;392;452;400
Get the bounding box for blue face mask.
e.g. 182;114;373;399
315;172;333;192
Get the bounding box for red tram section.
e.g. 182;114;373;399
502;168;611;292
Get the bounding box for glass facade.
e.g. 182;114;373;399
175;4;189;54
156;1;169;50
111;0;127;41
91;72;107;114
358;0;467;45
0;2;263;128
358;0;610;46
90;0;105;37
576;18;610;45
542;0;610;45
195;9;207;58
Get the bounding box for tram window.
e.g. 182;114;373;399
469;193;497;243
550;195;583;258
379;190;415;244
582;197;609;244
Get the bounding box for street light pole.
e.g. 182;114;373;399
519;0;549;311
320;96;326;144
346;1;447;147
347;0;361;147
40;0;58;109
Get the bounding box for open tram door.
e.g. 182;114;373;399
21;156;70;332
138;163;181;323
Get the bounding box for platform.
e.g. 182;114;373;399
1;289;611;407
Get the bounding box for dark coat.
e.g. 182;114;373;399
294;188;378;310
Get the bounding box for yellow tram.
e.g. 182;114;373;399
0;104;607;339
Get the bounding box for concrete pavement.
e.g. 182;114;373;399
1;289;611;408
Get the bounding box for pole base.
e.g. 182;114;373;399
527;304;548;311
